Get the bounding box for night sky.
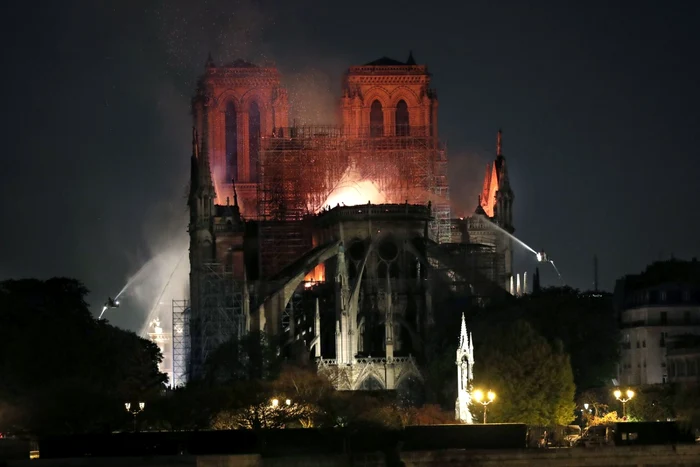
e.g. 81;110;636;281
2;1;699;331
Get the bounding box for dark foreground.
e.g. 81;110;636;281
3;445;700;467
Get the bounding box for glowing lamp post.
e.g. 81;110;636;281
125;402;145;432
613;389;634;418
271;398;292;408
473;389;496;424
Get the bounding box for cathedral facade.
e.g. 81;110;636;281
177;53;516;389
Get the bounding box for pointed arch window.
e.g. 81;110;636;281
248;101;261;183
370;100;384;137
395;100;410;136
225;102;238;181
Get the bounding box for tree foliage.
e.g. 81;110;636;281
470;287;618;394
0;278;167;435
471;319;576;426
203;331;283;384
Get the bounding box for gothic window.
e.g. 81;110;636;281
225;102;238;181
370;100;384;137
395;100;410;136
359;375;383;390
248;101;261;183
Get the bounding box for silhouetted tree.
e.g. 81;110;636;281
0;278;166;435
203;331;283;384
471;286;618;393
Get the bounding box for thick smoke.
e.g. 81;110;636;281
104;0;349;334
448;147;496;218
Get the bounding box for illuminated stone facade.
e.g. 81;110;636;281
340;53;438;139
193;57;289;216
182;53;513;386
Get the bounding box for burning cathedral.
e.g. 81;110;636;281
171;53;519;392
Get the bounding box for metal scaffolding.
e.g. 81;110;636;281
256;125;451;278
346;130;450;244
188;262;245;380
171;299;190;388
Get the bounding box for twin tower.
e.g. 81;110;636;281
191;53;441;217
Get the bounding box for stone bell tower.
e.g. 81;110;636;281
192;55;289;217
340;51;438;139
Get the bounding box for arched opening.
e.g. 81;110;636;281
359;375;384;391
396;376;425;406
248;101;261;183
395;100;410;136
370;100;384;137
225;102;238;181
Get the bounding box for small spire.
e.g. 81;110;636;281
205;52;215;68
406;50;416;65
198;129;215;196
459;312;468;349
497;129;503;157
231;178;239;208
192;126;199;158
189;128;199;204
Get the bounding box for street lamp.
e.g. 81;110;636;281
125;402;145;432
271;398;292;408
613;389;634;418
473;389;496;424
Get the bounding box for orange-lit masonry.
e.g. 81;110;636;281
180;53;516;385
192;55;446;221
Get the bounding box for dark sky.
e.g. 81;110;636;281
2;1;699;331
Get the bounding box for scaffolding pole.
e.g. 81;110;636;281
256;126;451;278
171;299;190;388
188;262;244;380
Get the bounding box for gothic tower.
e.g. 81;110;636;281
187;127;216;378
192;56;289;217
340;52;439;140
339;52;450;243
479;129;515;278
455;312;474;424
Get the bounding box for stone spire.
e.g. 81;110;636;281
459;311;468;350
198;127;216;199
232;177;239;209
385;274;394;360
188;127;199;207
406;50;416;65
497;128;503;157
205;52;216;69
533;267;541;294
455;312;474;424
313;298;321;358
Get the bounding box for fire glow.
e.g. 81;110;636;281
319;167;386;211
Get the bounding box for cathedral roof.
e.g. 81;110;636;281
364;52;417;66
364;57;406;66
223;59;258;68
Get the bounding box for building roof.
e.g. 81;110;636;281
364;51;417;66
224;59;258;68
620;259;700;291
364;57;407;66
